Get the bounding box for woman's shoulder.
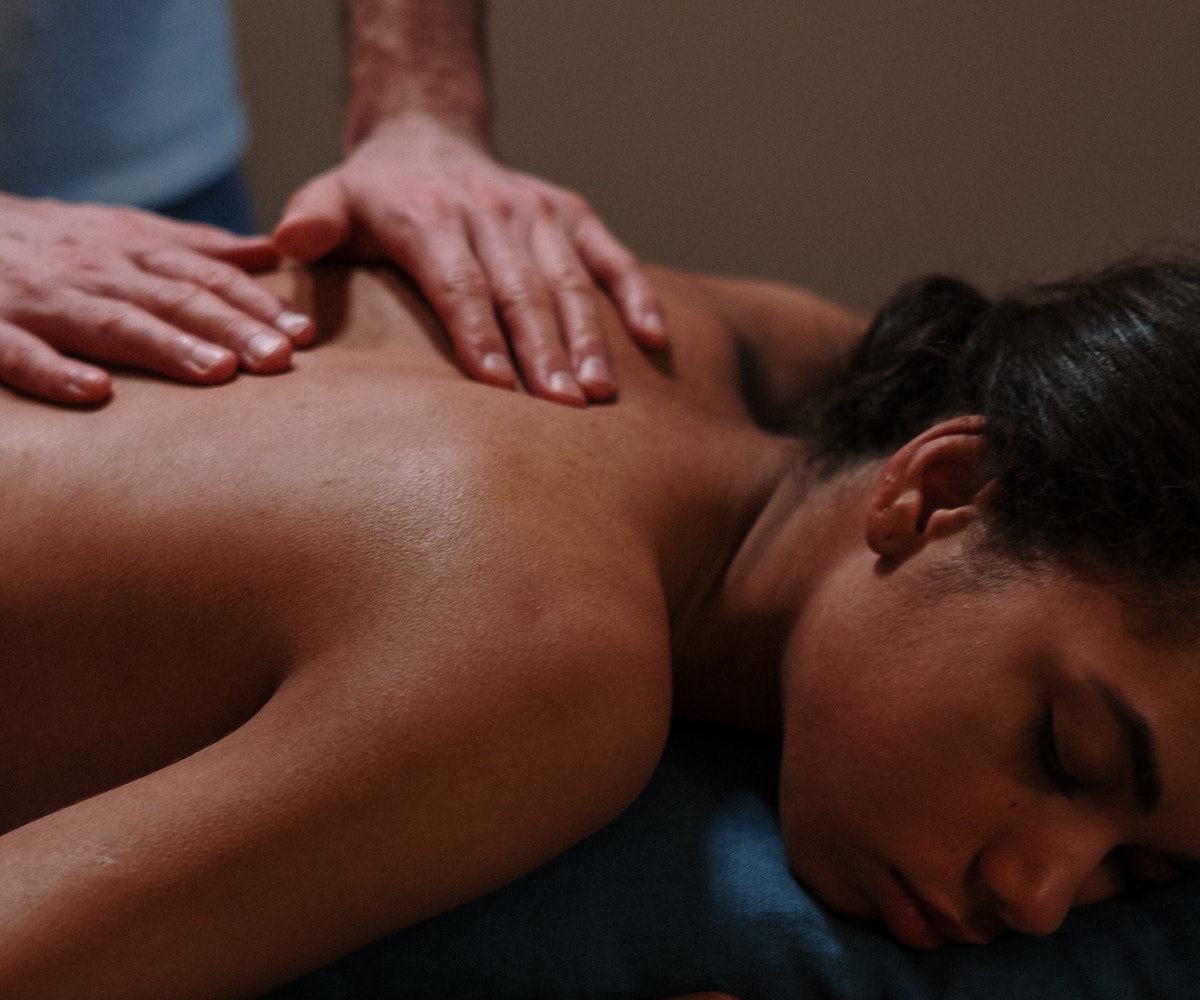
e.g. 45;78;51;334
646;265;868;430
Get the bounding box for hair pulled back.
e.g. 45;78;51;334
803;256;1200;601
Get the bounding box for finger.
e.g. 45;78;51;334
204;238;282;272
93;271;297;374
0;319;112;405
272;171;354;262
574;215;667;349
374;211;518;390
135;247;315;350
529;218;616;402
24;291;239;385
468;204;585;406
139;215;283;271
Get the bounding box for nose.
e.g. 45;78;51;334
976;826;1112;937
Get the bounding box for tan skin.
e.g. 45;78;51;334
5;263;1198;997
775;428;1200;947
0;262;858;999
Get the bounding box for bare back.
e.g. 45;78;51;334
0;263;862;998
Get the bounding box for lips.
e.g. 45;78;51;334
882;870;981;949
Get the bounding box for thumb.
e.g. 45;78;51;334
207;236;282;270
273;171;353;261
156;217;282;270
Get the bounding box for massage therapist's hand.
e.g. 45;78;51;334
274;116;667;406
0;192;315;405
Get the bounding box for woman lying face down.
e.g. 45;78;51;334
774;268;1200;948
1;256;1199;998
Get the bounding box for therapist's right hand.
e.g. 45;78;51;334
0;192;315;404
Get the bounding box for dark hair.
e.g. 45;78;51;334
802;256;1200;614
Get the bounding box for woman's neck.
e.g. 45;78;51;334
670;459;876;737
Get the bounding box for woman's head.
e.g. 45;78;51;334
776;256;1200;947
800;256;1200;632
779;547;1200;949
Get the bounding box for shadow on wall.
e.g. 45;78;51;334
236;0;1200;309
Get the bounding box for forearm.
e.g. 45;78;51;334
342;0;491;149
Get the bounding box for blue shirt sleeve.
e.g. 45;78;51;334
0;0;245;208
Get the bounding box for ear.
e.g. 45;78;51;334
865;415;995;560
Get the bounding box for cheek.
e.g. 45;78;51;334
778;641;1018;882
777;563;1035;889
781;609;947;828
777;672;933;887
778;703;1016;918
779;691;934;847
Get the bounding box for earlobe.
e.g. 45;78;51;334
865;415;993;560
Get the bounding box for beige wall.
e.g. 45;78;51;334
235;1;1200;310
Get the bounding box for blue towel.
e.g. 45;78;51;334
267;723;1199;999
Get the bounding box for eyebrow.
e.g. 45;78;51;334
1093;679;1163;814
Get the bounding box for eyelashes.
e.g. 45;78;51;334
1031;706;1082;799
1024;709;1200;896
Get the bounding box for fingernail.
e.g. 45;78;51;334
482;352;514;381
549;371;583;400
190;343;229;371
275;310;310;336
641;311;666;338
66;368;107;400
247;331;286;363
579;357;610;384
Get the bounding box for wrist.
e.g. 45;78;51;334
343;100;491;155
341;0;492;152
342;110;493;162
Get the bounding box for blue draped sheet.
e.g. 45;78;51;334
267;724;1197;999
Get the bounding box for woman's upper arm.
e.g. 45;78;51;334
0;636;668;1000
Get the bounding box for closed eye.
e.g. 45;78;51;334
1030;706;1082;798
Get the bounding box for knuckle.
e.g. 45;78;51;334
0;265;46;301
568;330;605;361
574;210;617;243
92;302;141;339
477;188;517;222
430;269;491;305
211;313;261;344
155;280;206;315
551;267;596;295
495;275;554;316
553;189;590;218
455;325;505;358
69;246;111;273
133;246;177;272
403;189;455;226
195;261;242;295
0;340;50;389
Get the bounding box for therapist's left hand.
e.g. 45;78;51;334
273;116;666;407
